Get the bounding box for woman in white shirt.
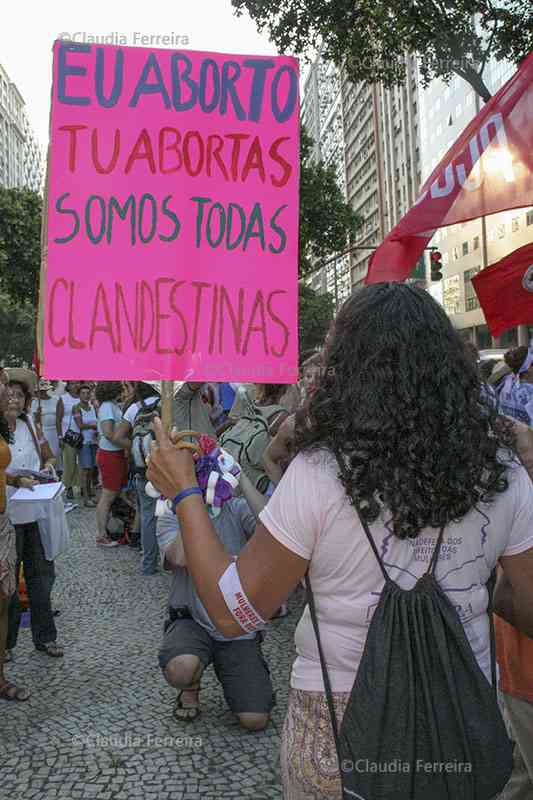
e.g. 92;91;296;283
5;372;63;660
147;284;533;799
72;384;98;507
55;381;81;500
32;380;61;466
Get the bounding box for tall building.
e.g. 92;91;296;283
344;55;423;289
301;53;423;299
0;62;42;192
419;59;533;348
301;58;351;305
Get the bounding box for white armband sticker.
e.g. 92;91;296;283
218;562;267;633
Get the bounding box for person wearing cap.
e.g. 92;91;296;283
32;379;61;469
116;381;161;573
72;384;98;507
5;368;64;659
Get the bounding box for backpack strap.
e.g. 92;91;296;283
304;573;343;763
353;500;390;583
427;525;446;576
486;568;499;699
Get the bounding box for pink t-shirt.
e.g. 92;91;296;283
260;452;533;693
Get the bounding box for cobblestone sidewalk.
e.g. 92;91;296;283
0;506;302;799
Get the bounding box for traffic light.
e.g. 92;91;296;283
430;250;443;281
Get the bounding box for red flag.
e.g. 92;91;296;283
366;52;533;284
471;242;533;337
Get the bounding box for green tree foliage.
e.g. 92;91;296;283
299;128;360;278
299;283;334;358
232;0;533;102
0;296;35;366
0;188;42;308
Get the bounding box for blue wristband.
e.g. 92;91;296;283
171;486;203;514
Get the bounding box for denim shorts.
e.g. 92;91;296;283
159;617;275;714
79;443;97;469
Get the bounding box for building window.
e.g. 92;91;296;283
512;217;520;232
500;328;518;348
462;241;469;256
476;325;492;349
443;274;461;315
464;267;480;311
452;246;459;261
497;223;506;239
473;236;480;251
527;210;533;226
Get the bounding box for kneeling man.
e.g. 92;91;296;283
157;467;274;730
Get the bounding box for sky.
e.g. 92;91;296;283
0;0;281;148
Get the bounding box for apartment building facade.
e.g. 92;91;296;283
301;52;423;299
301;58;351;304
0;62;42;192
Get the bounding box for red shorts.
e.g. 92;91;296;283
96;449;128;492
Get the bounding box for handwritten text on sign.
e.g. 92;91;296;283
44;42;299;382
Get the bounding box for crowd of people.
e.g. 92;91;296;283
1;285;533;799
0;367;319;704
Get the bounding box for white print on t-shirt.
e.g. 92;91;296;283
378;515;491;629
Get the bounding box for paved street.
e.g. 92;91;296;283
0;506;301;799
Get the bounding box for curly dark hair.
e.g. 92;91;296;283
504;346;528;374
295;283;516;540
95;381;123;403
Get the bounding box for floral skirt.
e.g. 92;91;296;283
281;688;350;800
0;511;17;598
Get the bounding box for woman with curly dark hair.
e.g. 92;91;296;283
147;284;533;799
95;381;128;548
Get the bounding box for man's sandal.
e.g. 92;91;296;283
174;685;201;722
35;642;64;658
0;681;30;701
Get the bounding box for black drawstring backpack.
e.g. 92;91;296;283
306;505;513;800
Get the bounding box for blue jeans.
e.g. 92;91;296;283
136;475;158;574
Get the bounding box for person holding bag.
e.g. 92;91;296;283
4;370;64;660
72;384;98;508
147;284;533;800
56;381;81;500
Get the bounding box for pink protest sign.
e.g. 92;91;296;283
42;41;299;382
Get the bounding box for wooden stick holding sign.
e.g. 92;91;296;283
160;381;174;432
